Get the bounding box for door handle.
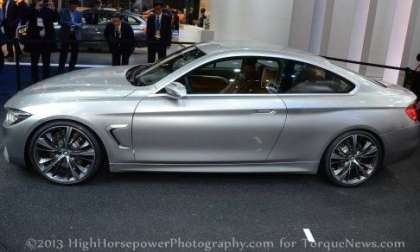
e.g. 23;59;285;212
255;109;277;114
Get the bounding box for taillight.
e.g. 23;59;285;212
405;103;418;122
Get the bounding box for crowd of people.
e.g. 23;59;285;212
0;0;85;82
0;0;201;84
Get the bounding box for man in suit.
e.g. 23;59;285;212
16;0;29;25
104;13;135;66
25;0;58;83
416;53;420;72
198;8;206;28
413;53;420;99
146;1;171;63
2;0;18;59
58;0;82;73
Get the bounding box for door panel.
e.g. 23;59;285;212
132;95;287;163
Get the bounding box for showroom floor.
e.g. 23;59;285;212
0;106;419;252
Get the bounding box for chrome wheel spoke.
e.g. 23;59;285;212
359;144;378;158
70;149;95;158
70;158;88;174
354;161;369;177
41;155;65;173
336;163;352;181
351;135;358;153
36;138;58;152
67;157;80;180
63;127;73;148
331;152;347;161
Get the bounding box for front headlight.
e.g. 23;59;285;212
5;108;32;126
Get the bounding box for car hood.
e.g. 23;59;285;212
5;66;137;108
23;66;134;94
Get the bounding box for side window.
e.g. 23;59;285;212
82;13;92;24
177;57;281;94
127;16;140;25
277;60;355;94
98;13;112;25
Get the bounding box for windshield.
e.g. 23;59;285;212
133;47;206;86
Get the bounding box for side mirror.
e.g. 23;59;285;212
165;82;187;99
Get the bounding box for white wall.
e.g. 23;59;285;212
327;0;357;59
346;0;377;73
383;0;413;84
289;0;316;50
206;0;417;84
364;0;395;78
209;0;294;46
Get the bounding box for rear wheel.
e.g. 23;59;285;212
28;121;104;185
323;131;383;187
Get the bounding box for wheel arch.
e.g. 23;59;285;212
317;126;385;174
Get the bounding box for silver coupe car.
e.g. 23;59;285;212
2;42;419;186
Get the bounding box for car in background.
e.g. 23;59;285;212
18;9;147;51
79;9;147;50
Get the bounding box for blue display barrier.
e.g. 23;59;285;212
0;64;89;105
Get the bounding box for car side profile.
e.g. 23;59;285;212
2;42;420;186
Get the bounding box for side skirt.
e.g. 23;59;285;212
109;161;320;174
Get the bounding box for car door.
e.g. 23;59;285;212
126;15;147;46
79;11;101;44
132;57;288;163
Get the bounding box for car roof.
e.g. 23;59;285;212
82;9;145;21
196;41;329;66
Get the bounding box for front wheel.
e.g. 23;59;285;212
323;131;383;187
28;121;104;185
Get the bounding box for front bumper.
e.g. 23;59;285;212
2;118;35;167
382;124;420;165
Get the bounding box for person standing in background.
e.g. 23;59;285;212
0;3;5;70
104;13;135;66
16;0;29;26
416;53;420;71
413;53;420;99
171;9;179;32
186;7;193;25
198;8;206;28
26;0;57;83
163;4;171;16
58;0;82;73
146;1;172;63
2;0;18;59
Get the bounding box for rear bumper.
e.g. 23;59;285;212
381;124;420;165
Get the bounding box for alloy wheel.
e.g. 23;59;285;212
33;126;96;184
329;133;380;186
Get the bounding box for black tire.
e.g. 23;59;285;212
27;121;104;185
322;130;383;187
